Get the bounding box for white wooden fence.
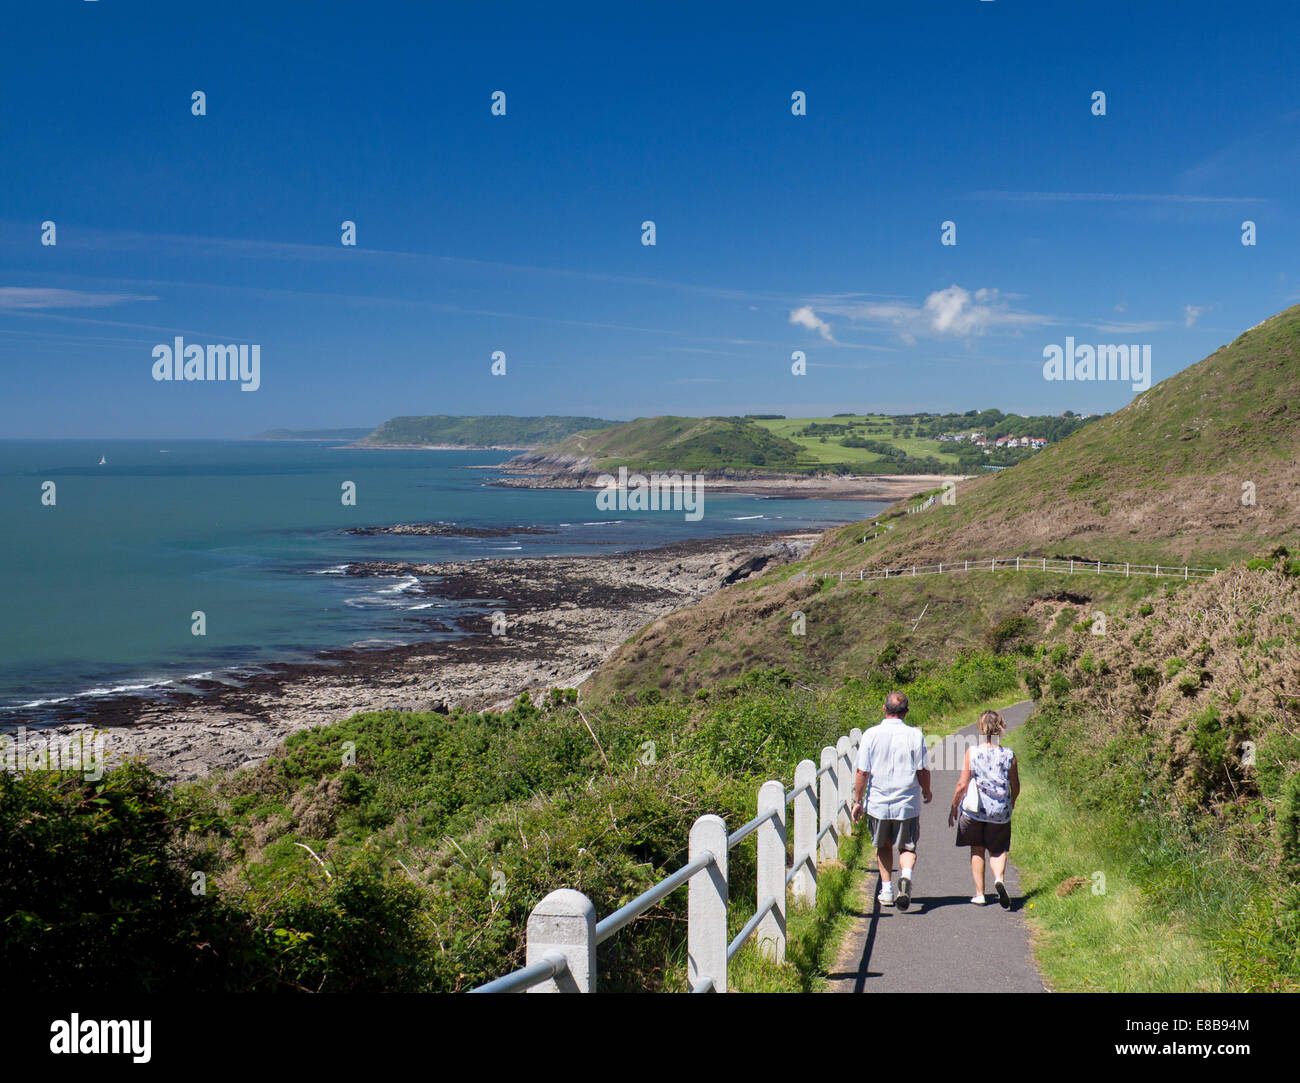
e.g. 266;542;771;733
469;728;863;993
817;555;1219;585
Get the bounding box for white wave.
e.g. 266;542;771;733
376;575;421;595
4;696;72;710
5;676;178;711
407;602;438;610
730;515;765;520
83;680;174;697
582;520;624;526
310;563;351;575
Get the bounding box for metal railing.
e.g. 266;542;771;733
469;729;863;993
817;555;1219;585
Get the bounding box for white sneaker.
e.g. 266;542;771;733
879;884;895;906
970;894;988;905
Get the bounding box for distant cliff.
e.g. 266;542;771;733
355;415;617;448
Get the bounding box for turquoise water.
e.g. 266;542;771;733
0;440;883;714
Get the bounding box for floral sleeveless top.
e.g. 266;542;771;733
968;743;1015;823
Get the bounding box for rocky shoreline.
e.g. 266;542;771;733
26;531;818;783
492;452;957;501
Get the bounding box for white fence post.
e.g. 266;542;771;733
688;814;729;993
756;780;787;963
791;759;817;907
836;735;852;836
819;745;838;862
525;889;597;993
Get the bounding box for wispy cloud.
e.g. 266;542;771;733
1183;303;1216;328
0;287;156;310
964;191;1267;204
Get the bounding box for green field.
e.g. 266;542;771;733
752;414;965;470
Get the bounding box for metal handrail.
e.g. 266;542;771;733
594;849;716;945
470;952;568;994
470;730;864;993
727;806;777;849
785;851;814;886
727;896;777;961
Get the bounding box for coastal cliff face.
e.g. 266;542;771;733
497;449;600;487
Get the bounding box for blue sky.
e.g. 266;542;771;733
2;0;1297;438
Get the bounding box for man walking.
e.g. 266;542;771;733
851;691;931;910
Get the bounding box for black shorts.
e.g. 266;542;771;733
955;812;1011;856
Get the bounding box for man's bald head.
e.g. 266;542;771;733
884;691;909;718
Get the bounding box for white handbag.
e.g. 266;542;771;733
962;749;983;814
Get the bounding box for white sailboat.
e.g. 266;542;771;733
97;455;107;466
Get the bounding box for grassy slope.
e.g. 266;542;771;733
589;305;1300;698
523;415;806;472
1008;562;1300;991
358;415;617;447
588;560;1163;701
813;305;1300;569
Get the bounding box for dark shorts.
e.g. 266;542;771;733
956;812;1012;856
867;815;920;852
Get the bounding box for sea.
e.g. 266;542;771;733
0;440;885;719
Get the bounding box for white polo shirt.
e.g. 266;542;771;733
855;716;928;820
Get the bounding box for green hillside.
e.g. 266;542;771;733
358;415;617;448
590;305;1300;697
517;415;806;473
752;411;1098;474
820;305;1300;568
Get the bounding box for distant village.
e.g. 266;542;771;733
936;431;1047;452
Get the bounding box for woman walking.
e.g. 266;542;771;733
948;709;1020;907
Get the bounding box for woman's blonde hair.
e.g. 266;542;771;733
977;710;1006;737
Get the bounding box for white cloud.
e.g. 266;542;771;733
0;287;156;310
789;304;835;341
1183;304;1215;327
802;285;1050;342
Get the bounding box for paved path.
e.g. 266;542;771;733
824;700;1045;993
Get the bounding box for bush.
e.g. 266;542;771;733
986;615;1037;655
